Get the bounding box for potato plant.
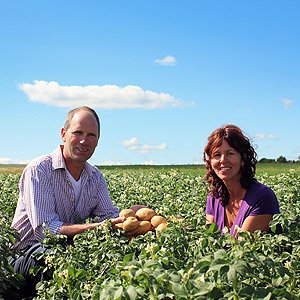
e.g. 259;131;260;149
0;169;299;299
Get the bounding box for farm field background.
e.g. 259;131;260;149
1;162;300;175
0;164;299;299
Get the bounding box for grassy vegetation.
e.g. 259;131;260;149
0;164;26;174
1;170;299;299
1;162;300;175
256;162;300;175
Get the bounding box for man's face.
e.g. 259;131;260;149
61;110;99;166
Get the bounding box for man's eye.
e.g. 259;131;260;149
72;131;81;136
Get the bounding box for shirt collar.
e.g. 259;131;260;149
51;145;97;177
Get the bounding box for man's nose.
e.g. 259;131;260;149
79;136;88;143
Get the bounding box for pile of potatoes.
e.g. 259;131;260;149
115;207;168;237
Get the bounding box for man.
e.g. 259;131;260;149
10;106;126;296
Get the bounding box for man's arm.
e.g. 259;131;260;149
59;216;126;237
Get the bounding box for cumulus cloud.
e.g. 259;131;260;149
143;160;157;165
281;98;294;109
18;80;185;109
254;133;276;140
155;55;177;66
121;137;167;154
0;157;28;164
98;160;125;166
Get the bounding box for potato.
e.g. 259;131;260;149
119;208;136;218
155;222;168;232
130;205;148;213
135;221;152;235
114;222;123;229
123;217;140;232
136;208;156;221
151;215;167;228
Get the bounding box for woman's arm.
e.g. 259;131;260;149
241;214;273;233
206;214;215;225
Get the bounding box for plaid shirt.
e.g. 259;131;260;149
12;146;119;251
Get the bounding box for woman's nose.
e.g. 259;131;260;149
220;154;227;163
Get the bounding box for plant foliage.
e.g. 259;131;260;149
0;170;299;299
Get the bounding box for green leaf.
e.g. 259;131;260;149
126;285;137;300
114;286;123;300
227;260;248;282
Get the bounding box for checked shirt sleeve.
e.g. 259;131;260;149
18;165;63;239
89;171;119;221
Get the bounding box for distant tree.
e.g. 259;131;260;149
277;156;287;163
259;158;276;163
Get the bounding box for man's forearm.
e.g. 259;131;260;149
59;222;101;237
59;216;126;238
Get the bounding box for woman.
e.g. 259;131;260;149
204;124;280;236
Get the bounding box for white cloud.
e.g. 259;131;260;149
121;137;167;154
143;160;157;165
0;157;28;164
281;98;294;109
155;55;177;66
18;80;185;109
98;160;124;166
254;133;276;140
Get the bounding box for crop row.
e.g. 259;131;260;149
0;170;299;299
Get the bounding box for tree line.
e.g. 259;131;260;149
259;155;300;163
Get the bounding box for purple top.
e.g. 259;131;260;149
206;180;280;235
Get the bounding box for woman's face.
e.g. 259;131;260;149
210;140;244;184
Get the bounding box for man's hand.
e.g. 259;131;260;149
110;216;126;229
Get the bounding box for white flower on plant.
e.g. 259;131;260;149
222;226;229;234
145;242;158;253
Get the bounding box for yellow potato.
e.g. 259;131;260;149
155;222;168;232
114;223;123;229
119;208;136;218
136;208;156;221
123;217;140;232
151;215;167;228
135;221;152;235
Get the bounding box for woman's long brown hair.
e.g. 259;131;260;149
203;124;257;206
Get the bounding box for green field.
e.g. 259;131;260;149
0;166;299;299
1;162;300;175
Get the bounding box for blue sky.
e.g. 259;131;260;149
1;1;299;166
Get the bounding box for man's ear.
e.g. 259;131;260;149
61;128;66;142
